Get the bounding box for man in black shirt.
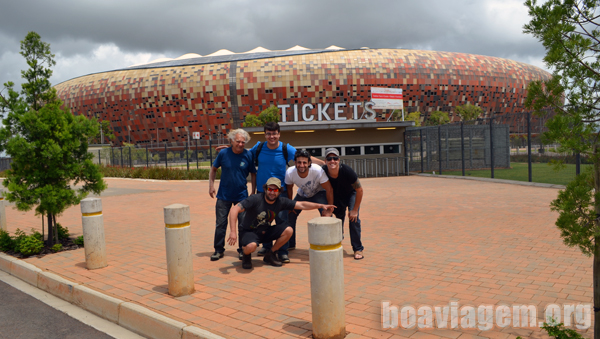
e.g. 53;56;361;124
322;148;365;260
227;177;335;269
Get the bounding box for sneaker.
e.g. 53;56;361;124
279;254;290;263
210;252;224;261
263;249;283;267
257;247;267;256
242;253;252;269
238;252;243;260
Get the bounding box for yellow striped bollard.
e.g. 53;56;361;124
80;198;107;270
308;216;346;339
164;204;194;297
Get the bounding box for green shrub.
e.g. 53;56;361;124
12;229;27;252
51;244;62;252
74;236;84;246
99;165;214;180
0;229;14;252
18;234;44;256
56;223;69;240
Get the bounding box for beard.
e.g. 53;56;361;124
265;193;277;202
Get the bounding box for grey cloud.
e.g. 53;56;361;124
0;0;549;86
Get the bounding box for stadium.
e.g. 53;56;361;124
53;46;551;160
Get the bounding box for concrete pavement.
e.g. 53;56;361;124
0;175;592;339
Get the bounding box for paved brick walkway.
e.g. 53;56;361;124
3;176;592;339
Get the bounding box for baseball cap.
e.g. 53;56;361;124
325;148;340;157
265;177;282;188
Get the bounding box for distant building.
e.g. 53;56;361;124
54;46;551;151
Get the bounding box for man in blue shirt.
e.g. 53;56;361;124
209;129;256;261
250;122;324;263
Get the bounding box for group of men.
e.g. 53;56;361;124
208;122;364;270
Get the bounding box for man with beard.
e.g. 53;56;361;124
227;177;335;269
322;148;365;260
283;149;334;258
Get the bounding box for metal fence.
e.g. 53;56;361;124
93;140;220;170
405;122;510;174
341;157;407;178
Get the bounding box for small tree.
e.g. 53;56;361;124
524;1;600;336
242;105;281;127
0;32;106;246
426;111;450;126
455;104;483;122
406;112;422;127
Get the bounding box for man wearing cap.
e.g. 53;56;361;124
322;148;365;260
250;122;324;261
227;177;335;269
284;149;334;253
208;129;256;261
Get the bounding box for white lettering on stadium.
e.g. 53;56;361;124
279;101;376;122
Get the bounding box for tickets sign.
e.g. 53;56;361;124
371;87;403;109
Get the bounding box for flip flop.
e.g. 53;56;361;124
354;251;364;260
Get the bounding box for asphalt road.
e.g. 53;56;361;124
0;271;145;339
0;279;115;339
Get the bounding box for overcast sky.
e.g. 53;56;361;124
0;0;547;89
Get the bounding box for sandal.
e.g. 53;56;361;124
354;251;364;260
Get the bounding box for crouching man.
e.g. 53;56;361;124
227;177;335;269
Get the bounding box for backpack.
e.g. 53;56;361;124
254;141;288;167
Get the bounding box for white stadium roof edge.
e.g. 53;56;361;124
129;45;346;67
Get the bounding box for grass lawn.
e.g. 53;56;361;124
438;162;591;186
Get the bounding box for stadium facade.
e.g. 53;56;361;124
54;46;551;156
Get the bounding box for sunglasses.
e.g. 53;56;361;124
266;187;280;192
326;156;339;161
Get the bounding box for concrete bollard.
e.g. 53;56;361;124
164;204;194;297
0;196;6;232
308;216;346;339
80;198;108;270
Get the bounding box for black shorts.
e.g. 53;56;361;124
240;223;288;247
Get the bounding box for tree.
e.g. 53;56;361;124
455;104;483;122
524;1;600;336
90;120;115;144
406;112;422;127
0;32;106;247
426;111;450;126
242;105;281;127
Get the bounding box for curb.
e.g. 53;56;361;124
415;173;567;189
0;252;225;339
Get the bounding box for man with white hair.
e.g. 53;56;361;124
208;129;256;261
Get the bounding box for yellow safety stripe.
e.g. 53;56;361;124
165;222;190;229
310;243;342;251
82;211;102;217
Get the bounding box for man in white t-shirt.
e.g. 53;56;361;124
284;149;334;258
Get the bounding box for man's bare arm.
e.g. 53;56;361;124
208;166;219;198
310;156;325;166
227;203;245;246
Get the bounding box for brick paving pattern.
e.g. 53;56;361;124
3;176;591;339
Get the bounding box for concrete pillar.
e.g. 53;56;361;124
0;196;6;232
308;216;345;339
164;204;194;297
80;198;107;270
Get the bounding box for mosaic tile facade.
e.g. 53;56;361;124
54;49;551;145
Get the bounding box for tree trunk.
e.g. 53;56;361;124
46;213;54;247
53;214;58;244
594;145;600;339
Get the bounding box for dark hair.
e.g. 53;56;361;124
264;122;280;133
294;149;311;162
